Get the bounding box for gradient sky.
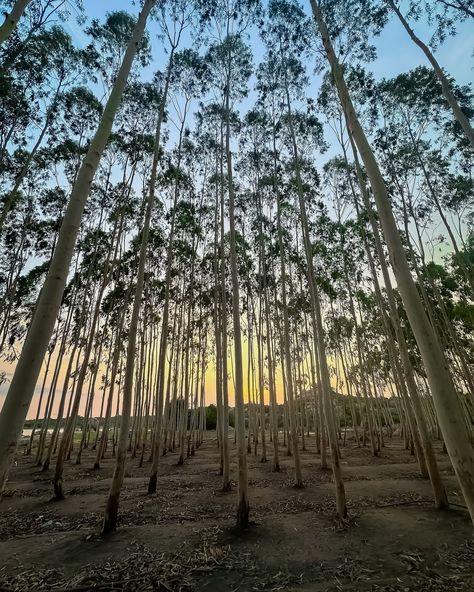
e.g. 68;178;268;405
0;1;473;418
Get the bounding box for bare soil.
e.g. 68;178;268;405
0;433;472;591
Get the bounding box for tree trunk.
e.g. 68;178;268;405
0;0;156;494
311;0;474;523
225;76;249;525
0;0;32;45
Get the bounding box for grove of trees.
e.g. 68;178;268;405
0;0;473;534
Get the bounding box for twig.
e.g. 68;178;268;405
375;500;429;508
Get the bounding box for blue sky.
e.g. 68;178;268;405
64;1;473;87
60;0;473;164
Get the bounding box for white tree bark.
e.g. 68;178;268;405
0;0;156;494
0;0;32;45
311;0;474;524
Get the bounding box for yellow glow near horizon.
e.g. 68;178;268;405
1;332;347;421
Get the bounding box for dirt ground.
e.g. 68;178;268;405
0;432;472;592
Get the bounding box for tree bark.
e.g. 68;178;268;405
386;0;474;148
0;0;32;45
0;0;156;494
311;0;474;523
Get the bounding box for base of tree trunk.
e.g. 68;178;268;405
93;462;100;470
433;496;449;510
335;482;348;520
148;473;157;494
337;504;348;520
236;499;250;529
53;478;65;500
102;493;120;534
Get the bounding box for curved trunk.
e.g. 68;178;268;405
0;0;156;493
0;0;32;45
311;0;474;523
386;0;474;148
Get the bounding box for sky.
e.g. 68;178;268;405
65;1;474;82
0;0;473;419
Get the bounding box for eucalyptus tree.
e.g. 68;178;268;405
383;0;474;147
252;61;304;484
0;27;86;228
261;0;348;517
84;10;151;96
311;0;474;522
322;153;432;472
203;0;260;528
238;110;281;468
148;46;208;493
103;0;197;532
413;0;474;28
0;195;47;353
367;73;474;399
0;0;84;46
374;67;474;294
0;24;88;223
174;198;207;464
322;36;456;500
0;0;156;494
41;222;107;471
194;102;233;488
52;83;159;498
324;199;381;456
0;0;33;44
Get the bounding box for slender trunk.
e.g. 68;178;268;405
282;52;346;516
270;123;303;484
219;128;231;492
311;0;474;522
386;0;474;148
225;70;249;526
0;0;156;493
0;0;32;45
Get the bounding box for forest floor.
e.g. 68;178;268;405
0;432;473;592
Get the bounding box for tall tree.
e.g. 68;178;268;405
0;0;156;493
311;0;474;523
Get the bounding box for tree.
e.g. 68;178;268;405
103;0;194;532
311;0;474;523
384;0;474;148
203;0;261;528
0;0;156;494
0;0;33;44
